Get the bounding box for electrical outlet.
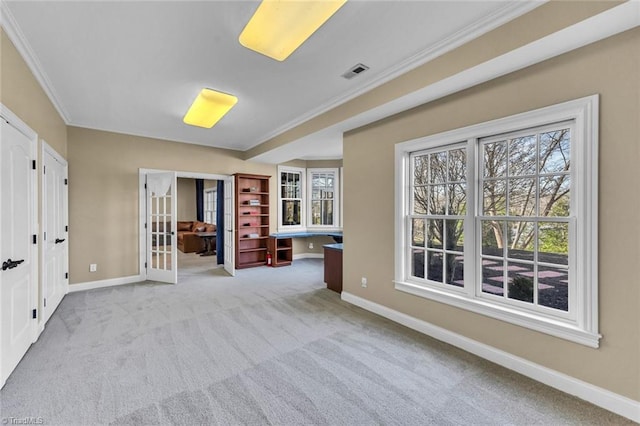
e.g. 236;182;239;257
309;242;314;249
361;277;368;288
89;264;97;272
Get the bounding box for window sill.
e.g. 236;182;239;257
394;280;601;348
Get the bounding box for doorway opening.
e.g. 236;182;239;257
175;177;220;276
138;169;235;283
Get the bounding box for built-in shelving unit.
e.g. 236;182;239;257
267;237;292;267
234;173;270;269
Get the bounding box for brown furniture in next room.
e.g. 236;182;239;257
196;232;217;256
324;243;343;293
177;221;216;253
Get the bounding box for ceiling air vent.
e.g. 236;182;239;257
342;63;369;80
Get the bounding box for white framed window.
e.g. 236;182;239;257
308;168;340;229
277;166;342;232
395;95;599;347
204;188;216;224
278;166;305;231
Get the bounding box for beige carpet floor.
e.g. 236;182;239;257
0;254;632;425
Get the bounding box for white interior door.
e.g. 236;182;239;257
146;172;177;283
42;143;69;324
223;177;235;276
0;118;37;388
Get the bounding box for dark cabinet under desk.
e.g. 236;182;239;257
324;243;343;293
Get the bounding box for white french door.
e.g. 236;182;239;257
146;172;177;284
223;177;235;276
42;142;69;324
0;116;37;389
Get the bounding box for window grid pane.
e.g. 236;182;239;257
479;125;571;312
409;146;466;286
310;171;336;226
280;170;303;227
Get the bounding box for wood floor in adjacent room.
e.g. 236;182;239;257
0;254;631;425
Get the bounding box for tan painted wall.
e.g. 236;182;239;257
245;1;621;160
177;178;196;222
343;28;640;401
0;29;67;157
306;160;342;169
203;179;216;190
177;178;218;222
67;126;277;283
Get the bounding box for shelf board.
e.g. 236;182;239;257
240;225;269;228
239;237;269;241
240;191;269;195
239;214;269;217
236;261;267;269
238;247;268;253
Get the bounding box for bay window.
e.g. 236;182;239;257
277;166;341;231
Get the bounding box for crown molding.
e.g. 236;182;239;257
248;0;639;164
248;1;546;150
0;0;71;124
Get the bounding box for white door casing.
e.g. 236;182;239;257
0;111;38;389
41;141;69;325
146;172;177;284
138;169;233;280
223;176;235;276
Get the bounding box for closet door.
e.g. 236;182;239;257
0;117;37;388
42;142;69;324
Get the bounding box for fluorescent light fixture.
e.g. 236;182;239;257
183;88;238;128
239;0;347;61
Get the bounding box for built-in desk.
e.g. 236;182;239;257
323;243;343;293
270;231;343;243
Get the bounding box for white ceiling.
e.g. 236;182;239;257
3;1;539;160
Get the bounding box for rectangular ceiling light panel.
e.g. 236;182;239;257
183;89;238;128
239;0;347;61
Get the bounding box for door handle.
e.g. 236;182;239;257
55;238;66;244
2;259;25;271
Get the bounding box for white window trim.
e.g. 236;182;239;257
394;95;600;347
277;165;306;232
307;167;341;231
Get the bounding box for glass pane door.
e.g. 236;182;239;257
146;172;177;283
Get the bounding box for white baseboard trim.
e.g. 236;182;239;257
293;253;324;260
69;275;143;293
341;291;640;423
